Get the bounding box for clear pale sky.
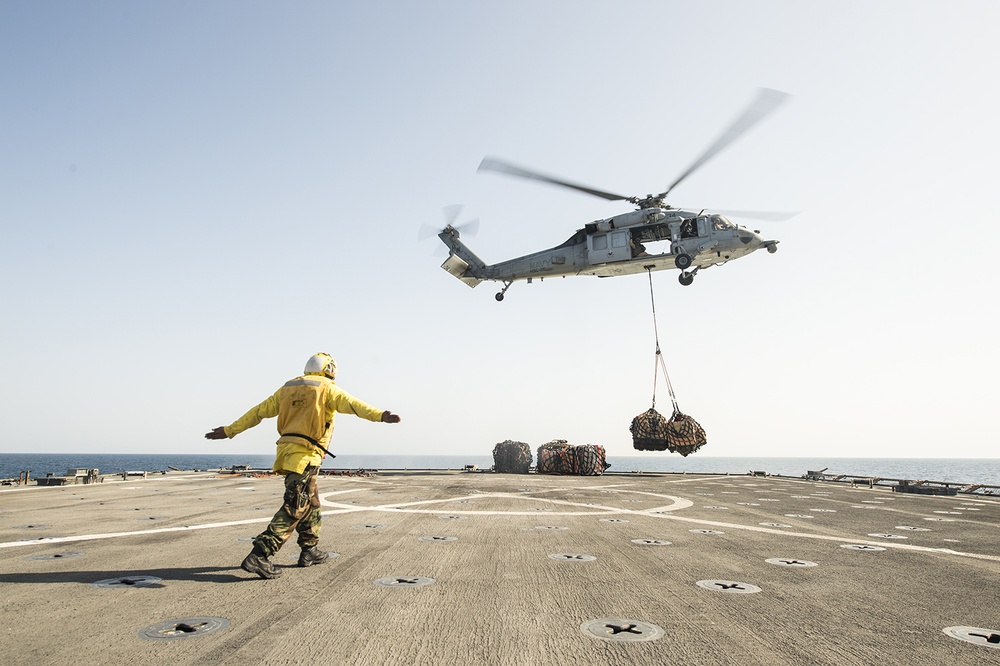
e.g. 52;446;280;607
2;1;997;459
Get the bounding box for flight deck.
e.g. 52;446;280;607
1;470;998;665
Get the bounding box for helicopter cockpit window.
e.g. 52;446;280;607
712;215;734;231
592;234;608;251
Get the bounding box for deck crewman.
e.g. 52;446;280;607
205;352;401;579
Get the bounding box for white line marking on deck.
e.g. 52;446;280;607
2;481;996;564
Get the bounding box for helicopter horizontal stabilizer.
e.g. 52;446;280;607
441;254;482;288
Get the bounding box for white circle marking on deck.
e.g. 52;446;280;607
3;480;997;565
318;490;693;516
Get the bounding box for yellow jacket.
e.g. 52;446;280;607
224;374;385;474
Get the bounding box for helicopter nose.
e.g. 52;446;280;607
736;230;773;253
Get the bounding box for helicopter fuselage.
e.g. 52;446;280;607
438;208;778;297
444;89;791;299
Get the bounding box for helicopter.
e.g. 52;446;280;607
434;88;793;302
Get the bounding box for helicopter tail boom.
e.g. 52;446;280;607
438;226;486;288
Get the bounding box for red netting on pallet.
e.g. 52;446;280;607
535;441;611;475
536;440;576;475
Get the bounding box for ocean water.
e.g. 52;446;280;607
2;453;999;487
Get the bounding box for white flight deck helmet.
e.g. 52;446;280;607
303;352;337;379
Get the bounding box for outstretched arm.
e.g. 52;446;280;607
329;385;400;424
205;391;280;441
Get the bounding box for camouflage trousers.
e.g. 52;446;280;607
253;466;321;557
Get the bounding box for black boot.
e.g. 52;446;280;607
298;546;329;568
241;548;282;579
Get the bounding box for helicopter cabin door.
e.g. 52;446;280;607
587;231;630;264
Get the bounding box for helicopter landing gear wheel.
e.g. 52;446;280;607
495;281;513;302
674;253;693;270
679;272;694;286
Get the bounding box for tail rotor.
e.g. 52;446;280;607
419;205;479;245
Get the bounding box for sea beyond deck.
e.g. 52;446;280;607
1;470;998;665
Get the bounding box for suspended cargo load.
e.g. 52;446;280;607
631;268;708;456
492;440;532;474
631;407;706;457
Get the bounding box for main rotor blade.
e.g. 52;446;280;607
713;208;799;222
478;157;633;203
662;88;790;199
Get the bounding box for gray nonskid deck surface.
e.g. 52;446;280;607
1;471;998;665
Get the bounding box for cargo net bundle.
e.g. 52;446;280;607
630;407;706;456
492;440;532;474
632;269;708;456
536;440;611;476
